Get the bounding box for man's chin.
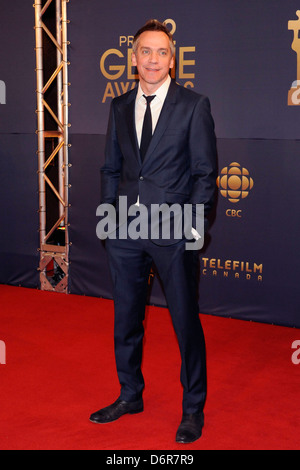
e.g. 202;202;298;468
140;74;168;87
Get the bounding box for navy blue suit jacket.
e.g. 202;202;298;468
101;79;217;242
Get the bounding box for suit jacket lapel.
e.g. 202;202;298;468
125;87;141;164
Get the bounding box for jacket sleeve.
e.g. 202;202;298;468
188;95;217;232
100;100;123;205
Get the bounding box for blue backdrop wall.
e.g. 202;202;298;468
0;1;299;327
67;0;300;327
0;1;39;288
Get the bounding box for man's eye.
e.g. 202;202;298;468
142;50;150;55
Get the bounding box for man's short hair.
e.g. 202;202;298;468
133;19;175;56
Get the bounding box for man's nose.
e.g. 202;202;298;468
149;52;159;62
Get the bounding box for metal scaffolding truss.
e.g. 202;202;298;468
34;0;70;292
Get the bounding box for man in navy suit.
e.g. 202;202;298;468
90;20;217;444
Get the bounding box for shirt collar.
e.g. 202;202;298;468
136;75;171;104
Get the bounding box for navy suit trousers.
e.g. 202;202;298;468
105;234;207;414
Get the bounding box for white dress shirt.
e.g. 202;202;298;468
135;74;171;146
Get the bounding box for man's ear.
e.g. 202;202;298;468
132;52;137;67
170;56;175;70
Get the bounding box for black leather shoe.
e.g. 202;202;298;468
176;412;204;444
89;398;144;424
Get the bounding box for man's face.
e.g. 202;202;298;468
132;31;174;93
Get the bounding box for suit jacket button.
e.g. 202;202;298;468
139;176;144;181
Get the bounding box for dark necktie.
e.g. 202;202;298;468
140;95;156;161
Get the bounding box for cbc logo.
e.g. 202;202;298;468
217;162;254;204
226;209;242;218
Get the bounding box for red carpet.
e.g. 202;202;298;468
0;284;299;450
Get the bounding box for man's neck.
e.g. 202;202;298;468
139;75;171;96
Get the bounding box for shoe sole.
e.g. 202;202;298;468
89;408;144;424
176;436;202;444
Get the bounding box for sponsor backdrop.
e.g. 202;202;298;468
67;0;300;327
0;1;299;327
